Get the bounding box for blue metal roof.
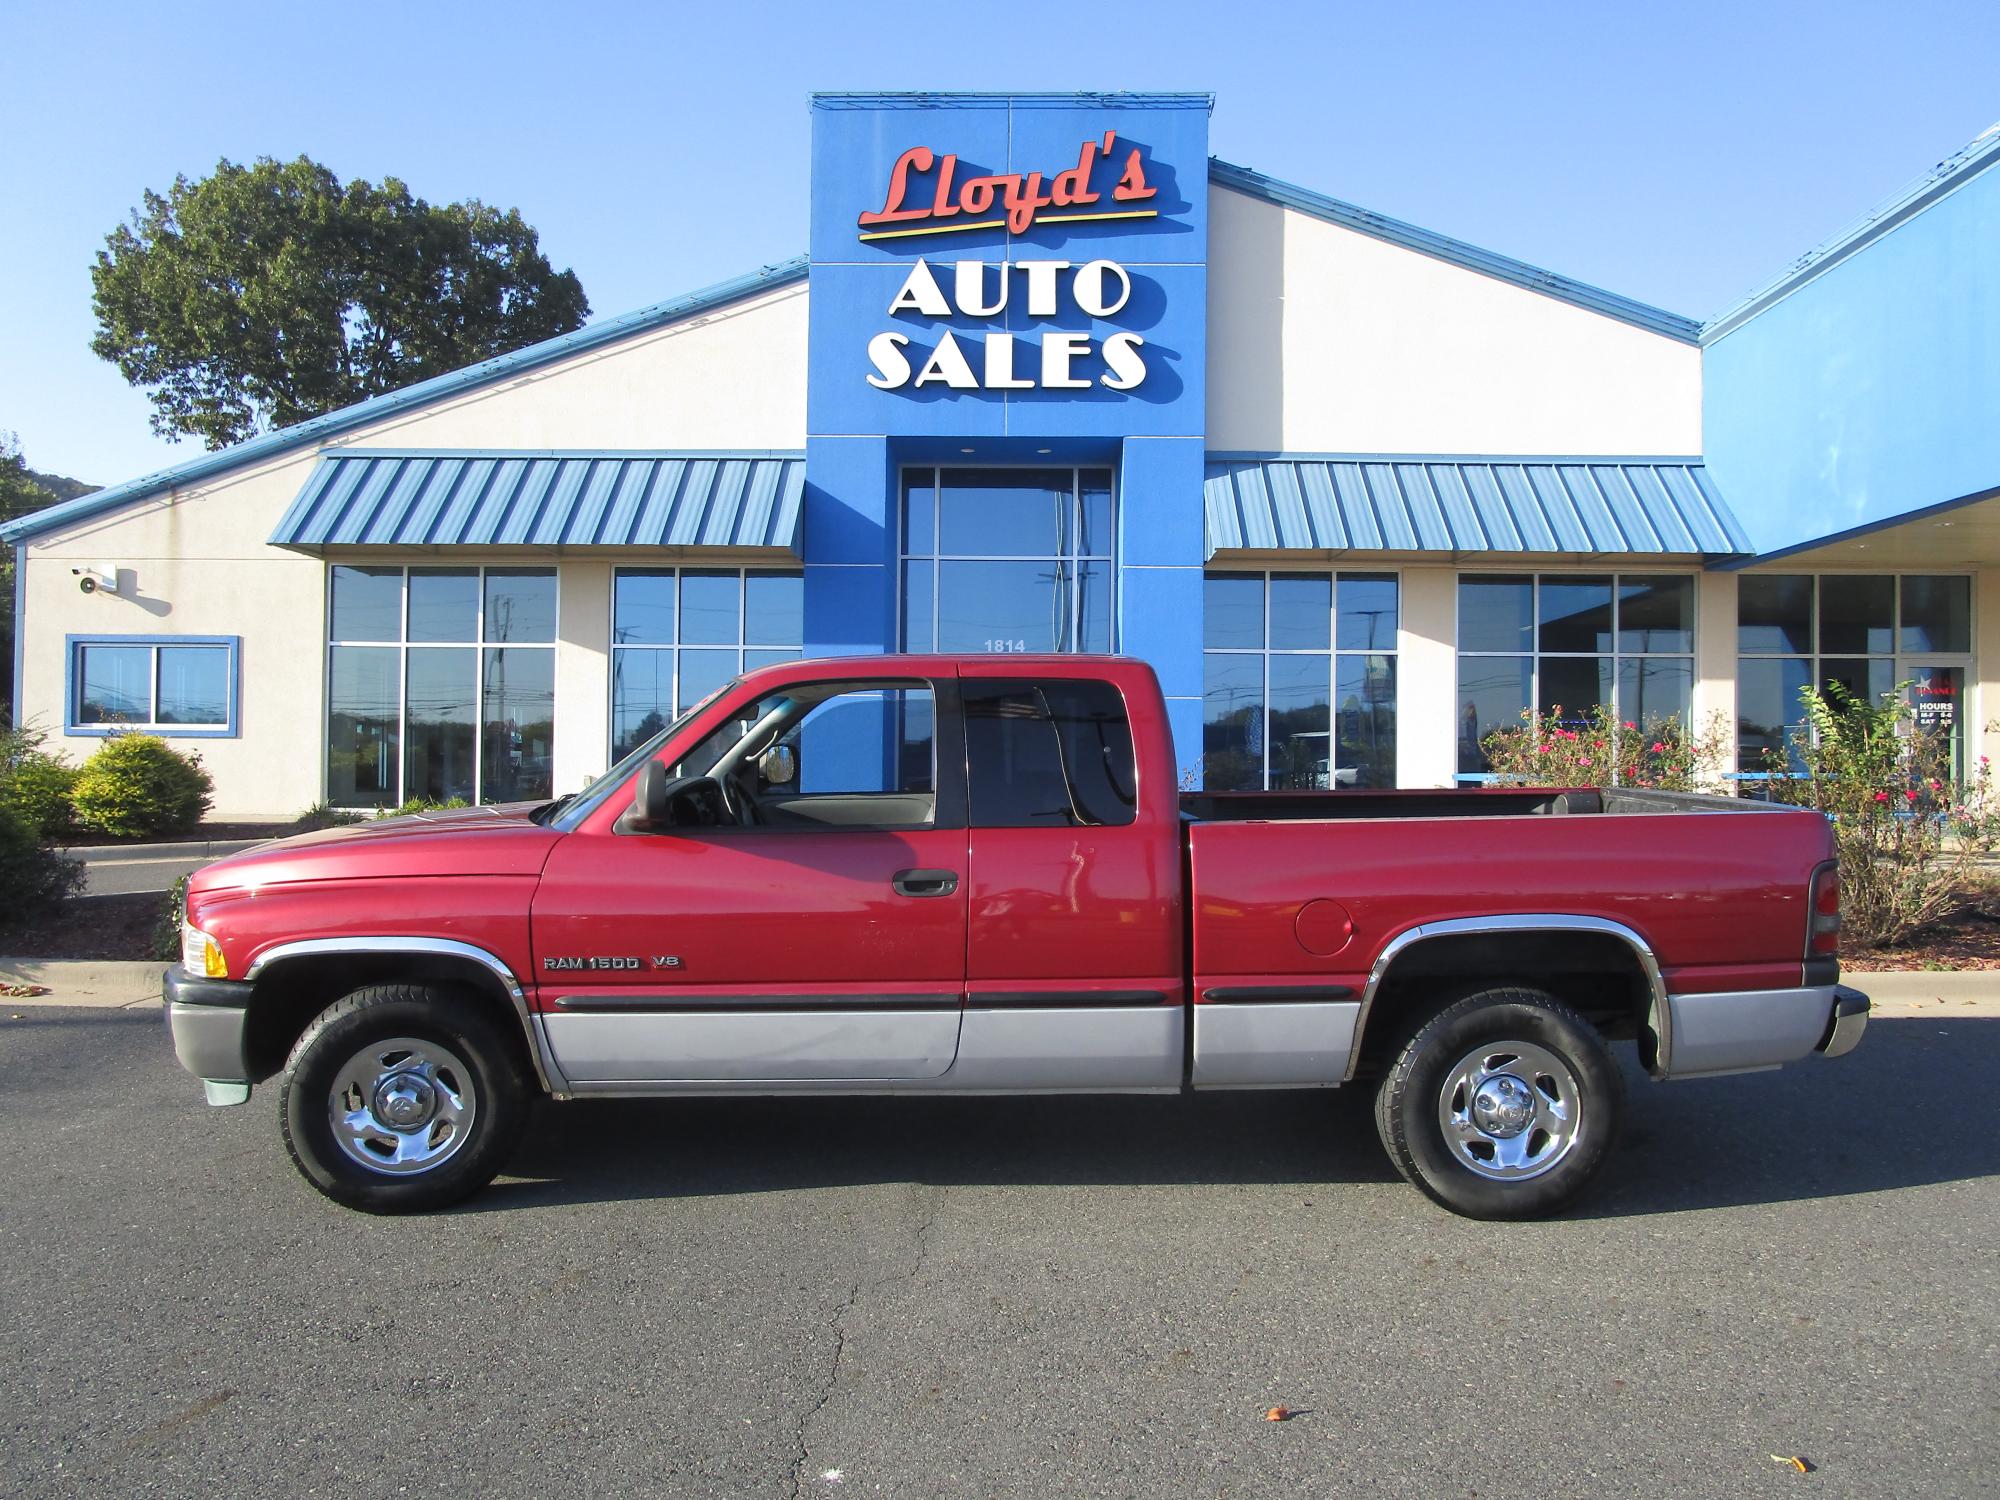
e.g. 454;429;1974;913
1210;161;1701;344
0;259;809;546
1203;455;1752;559
270;450;805;552
1705;121;2000;344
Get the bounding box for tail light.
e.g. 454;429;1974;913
1808;863;1840;956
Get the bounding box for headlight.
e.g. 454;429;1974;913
181;922;228;979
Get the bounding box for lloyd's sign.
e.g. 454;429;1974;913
856;131;1163;395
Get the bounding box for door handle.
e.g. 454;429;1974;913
892;868;960;898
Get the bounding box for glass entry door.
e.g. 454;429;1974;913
1906;664;1965;780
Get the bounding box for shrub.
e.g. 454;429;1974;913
1761;683;1999;949
152;874;189;961
0;720;79;838
292;800;365;832
0;805;85;929
69;734;214;838
1480;704;1733;792
374;796;471;820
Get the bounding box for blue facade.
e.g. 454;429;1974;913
1703;130;2000;558
803;92;1213;765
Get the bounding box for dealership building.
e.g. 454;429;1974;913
7;93;1998;816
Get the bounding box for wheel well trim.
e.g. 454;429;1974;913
1348;914;1671;1082
244;936;572;1099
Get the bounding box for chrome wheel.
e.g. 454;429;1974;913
327;1036;478;1176
1436;1039;1581;1182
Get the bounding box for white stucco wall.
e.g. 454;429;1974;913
1206;185;1703;456
17;281;808;817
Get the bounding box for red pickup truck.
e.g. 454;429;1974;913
165;655;1868;1219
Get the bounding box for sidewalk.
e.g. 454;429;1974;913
2;959;1994;1013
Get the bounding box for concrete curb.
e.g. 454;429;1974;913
0;960;165;1009
59;838;268;865
2;958;1996;1017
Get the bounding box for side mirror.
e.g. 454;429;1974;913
633;760;673;829
758;743;798;787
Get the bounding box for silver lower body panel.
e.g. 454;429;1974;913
544;1004;1182;1095
1192;1001;1358;1088
1663;984;1855;1078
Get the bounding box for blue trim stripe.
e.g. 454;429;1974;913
1209;160;1702;344
0;260;810;546
270;450;807;552
1203;455;1752;559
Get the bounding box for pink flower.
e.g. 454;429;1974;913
1536;744;1551;755
1622;721;1635;731
1905;789;1920;802
1579;757;1592;768
1649;741;1666;754
1873;791;1891;803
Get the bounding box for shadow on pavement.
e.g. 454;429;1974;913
475;1016;2000;1218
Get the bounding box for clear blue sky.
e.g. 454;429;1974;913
4;0;1996;486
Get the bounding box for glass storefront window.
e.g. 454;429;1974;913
902;466;1113;654
73;640;233;732
1202;571;1401;790
326;567;555;807
609;567;805;763
1456;572;1696;777
1737;573;1973;777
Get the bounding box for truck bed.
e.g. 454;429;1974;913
1181;786;1797;822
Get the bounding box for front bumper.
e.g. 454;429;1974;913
163;965;255;1105
1662;982;1871;1079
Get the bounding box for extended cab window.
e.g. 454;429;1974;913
964;679;1137;828
677;680;938;830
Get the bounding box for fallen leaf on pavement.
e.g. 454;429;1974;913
1264;1406;1293;1422
1769;1454;1815;1473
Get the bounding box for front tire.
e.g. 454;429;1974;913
1374;988;1623;1220
279;985;532;1214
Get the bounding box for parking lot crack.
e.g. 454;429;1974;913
786;1184;944;1496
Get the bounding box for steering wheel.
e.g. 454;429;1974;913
724;764;760;826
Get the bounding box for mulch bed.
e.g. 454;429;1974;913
1839;884;2000;971
0;894;168;962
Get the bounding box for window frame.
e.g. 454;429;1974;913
1734;569;1975;779
323;564;558;808
606;564;805;766
1453;569;1698;781
1200;567;1402;791
65;634;241;739
898;464;1117;655
623;674;968;836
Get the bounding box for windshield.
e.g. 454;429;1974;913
549;679;737;832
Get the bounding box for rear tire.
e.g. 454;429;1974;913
279;984;532;1214
1374;987;1623;1220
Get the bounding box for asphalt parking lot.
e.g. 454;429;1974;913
0;1005;1995;1500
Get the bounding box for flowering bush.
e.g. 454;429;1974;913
1761;683;1998;949
1479;704;1731;792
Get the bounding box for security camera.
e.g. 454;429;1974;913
71;565;117;595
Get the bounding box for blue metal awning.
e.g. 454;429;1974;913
270;450;805;553
1203;455;1751;559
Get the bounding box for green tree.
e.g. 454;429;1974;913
90;156;590;449
1;434;61;723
